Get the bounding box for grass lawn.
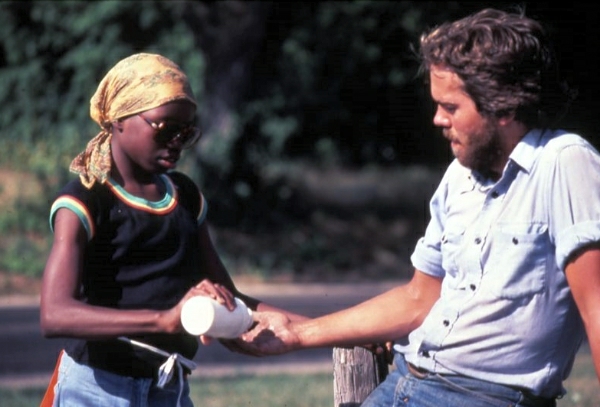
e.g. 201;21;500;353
1;350;598;407
0;373;334;407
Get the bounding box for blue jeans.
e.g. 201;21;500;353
52;352;194;407
361;353;556;407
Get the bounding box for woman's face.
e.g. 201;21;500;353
111;100;197;177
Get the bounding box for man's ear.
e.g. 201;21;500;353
497;111;516;127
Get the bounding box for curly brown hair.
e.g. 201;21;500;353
418;8;574;128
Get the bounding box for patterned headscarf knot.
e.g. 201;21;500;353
69;53;197;188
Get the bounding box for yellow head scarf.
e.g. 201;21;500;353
69;53;197;188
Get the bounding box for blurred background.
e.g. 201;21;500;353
1;1;599;291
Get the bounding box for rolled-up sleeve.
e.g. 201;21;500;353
548;140;600;269
410;171;449;279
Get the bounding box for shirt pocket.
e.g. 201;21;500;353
483;222;549;299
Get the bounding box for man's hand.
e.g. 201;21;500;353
239;311;301;355
363;341;394;365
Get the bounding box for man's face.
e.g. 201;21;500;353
429;65;502;176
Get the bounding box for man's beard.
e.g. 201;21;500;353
450;122;504;180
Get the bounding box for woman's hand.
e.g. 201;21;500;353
168;279;237;337
188;279;236;310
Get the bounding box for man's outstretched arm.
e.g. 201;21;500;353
242;270;442;355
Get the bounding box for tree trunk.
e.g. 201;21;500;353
333;346;389;407
181;1;270;159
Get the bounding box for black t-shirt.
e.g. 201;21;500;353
49;171;206;378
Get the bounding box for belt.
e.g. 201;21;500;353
405;361;556;407
406;362;431;379
118;337;197;407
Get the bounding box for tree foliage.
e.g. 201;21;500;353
1;1;599;277
0;0;204;174
241;1;449;167
1;1;597;182
0;1;458;229
184;1;465;228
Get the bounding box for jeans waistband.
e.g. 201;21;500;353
402;357;556;407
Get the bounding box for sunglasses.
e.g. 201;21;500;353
138;114;202;149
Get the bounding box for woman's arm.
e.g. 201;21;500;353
40;208;218;339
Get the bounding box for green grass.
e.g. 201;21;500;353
0;372;334;407
1;353;598;407
189;372;333;406
0;387;46;407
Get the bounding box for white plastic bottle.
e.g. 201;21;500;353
180;296;254;338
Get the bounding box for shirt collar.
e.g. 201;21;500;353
507;129;547;174
464;129;546;191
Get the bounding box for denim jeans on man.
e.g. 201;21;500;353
361;353;556;407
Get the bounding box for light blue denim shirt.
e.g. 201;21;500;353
396;129;600;398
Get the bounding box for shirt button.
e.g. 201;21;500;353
443;320;450;327
470;284;476;291
512;237;519;245
491;191;499;198
474;237;482;244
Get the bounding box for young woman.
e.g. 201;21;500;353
40;53;303;407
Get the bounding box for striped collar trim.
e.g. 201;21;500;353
106;174;178;214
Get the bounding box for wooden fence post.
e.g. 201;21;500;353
332;346;389;407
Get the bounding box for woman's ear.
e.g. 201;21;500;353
113;119;124;133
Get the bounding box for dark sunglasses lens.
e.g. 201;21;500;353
180;128;201;149
154;124;184;143
155;125;200;148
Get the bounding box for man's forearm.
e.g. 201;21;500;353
293;273;442;348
